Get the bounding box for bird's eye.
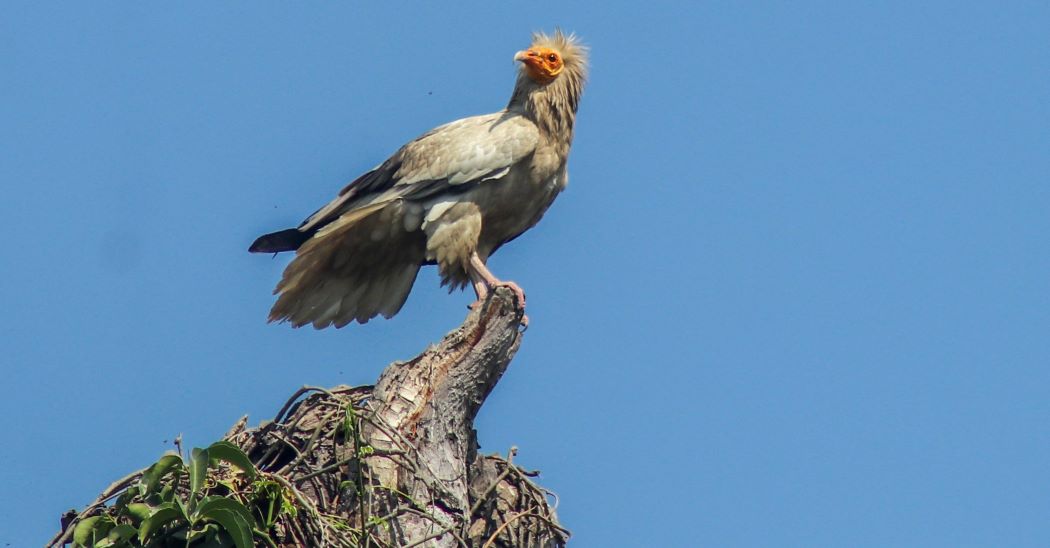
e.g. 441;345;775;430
547;54;558;63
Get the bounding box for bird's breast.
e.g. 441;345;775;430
471;167;565;257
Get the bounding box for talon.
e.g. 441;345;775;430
494;281;526;308
467;251;527;310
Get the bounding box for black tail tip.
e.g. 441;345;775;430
249;228;310;253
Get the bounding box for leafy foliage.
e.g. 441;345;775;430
56;382;568;547
70;441;287;548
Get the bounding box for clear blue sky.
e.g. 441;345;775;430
3;2;1049;546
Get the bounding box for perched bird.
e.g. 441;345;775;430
250;30;587;328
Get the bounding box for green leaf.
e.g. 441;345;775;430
195;496;256;527
251;480;284;527
72;516;101;546
280;491;297;519
173;493;188;523
105;523;137;542
140;453;184;496
205;441;256;479
195;496;266;548
202;508;253;548
341;407;354;437
368;515;390;531
190;447;209;497
186;522;219;543
125;503;152;524
138;502;187;543
73;516;111;546
115;490;134;509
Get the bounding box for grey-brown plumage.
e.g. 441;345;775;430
250;31;587;328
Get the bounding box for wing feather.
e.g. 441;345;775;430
298;112;538;232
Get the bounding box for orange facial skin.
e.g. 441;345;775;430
514;47;564;84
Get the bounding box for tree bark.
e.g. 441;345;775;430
365;285;527;545
51;288;569;547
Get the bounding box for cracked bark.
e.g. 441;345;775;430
366;286;526;544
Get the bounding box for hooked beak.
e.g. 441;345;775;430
514;48;558;84
514;50;535;64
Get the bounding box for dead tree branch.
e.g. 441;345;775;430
51;288;568;547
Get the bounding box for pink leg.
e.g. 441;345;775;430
471;278;489;302
468;252;527;308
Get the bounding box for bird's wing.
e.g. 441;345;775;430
299;112;539;232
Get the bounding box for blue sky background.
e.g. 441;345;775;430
3;2;1049;546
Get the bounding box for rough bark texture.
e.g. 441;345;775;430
50;288;569;547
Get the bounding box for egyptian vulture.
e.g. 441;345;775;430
250;31;587;328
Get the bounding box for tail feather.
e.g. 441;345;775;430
267;201;426;328
249;228;312;253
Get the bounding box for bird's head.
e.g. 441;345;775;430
515;47;563;84
514;30;588;86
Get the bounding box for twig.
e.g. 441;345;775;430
274;385;340;424
481;507;554;548
470;447;518;518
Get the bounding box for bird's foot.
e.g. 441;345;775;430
493;281;528;329
468;281;528;328
493;281;527;309
467;283;524;309
467;297;529;329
